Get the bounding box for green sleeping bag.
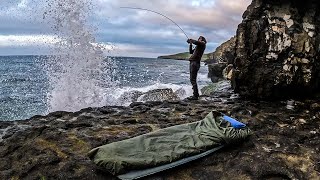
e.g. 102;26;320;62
88;111;251;175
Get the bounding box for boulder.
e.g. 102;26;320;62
174;88;187;98
208;63;227;83
201;81;232;96
138;88;179;102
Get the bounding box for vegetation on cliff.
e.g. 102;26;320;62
157;36;236;63
158;52;212;61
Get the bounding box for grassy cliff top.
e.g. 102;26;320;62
158;52;212;61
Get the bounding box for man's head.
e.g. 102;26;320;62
198;36;207;44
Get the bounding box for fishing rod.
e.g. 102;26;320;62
120;7;189;40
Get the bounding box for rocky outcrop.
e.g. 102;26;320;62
1;92;319;179
232;0;320;98
207;37;236;83
212;36;236;64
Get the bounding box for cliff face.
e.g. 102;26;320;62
232;0;320;98
213;36;236;64
207;37;236;82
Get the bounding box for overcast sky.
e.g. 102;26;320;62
0;0;251;57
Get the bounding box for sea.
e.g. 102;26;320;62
0;55;211;121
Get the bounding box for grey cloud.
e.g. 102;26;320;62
0;0;21;8
0;0;252;57
93;0;250;43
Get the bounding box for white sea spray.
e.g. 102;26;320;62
42;0;118;112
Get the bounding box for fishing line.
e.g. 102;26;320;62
120;7;189;39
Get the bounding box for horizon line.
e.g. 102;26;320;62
0;54;160;59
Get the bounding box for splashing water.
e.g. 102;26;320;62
0;0;210;121
42;0;118;112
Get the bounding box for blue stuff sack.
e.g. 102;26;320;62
223;115;246;129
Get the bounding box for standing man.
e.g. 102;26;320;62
187;36;207;100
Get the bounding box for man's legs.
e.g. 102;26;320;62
189;61;200;98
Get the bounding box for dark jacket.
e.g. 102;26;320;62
189;39;206;62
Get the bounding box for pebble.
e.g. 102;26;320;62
286;100;295;110
262;147;272;152
310;103;320;111
298;119;307;124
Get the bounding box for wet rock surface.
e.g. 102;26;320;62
0;91;319;179
232;0;320;98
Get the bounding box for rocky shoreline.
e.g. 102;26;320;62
1;88;319;179
2;0;320;179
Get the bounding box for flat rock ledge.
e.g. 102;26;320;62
0;93;319;179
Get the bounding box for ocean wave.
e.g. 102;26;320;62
197;73;210;81
0;78;29;83
180;72;210;82
47;81;206;112
105;82;210;106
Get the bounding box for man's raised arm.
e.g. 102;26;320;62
188;39;206;46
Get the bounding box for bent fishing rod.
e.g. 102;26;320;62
120;7;189;40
